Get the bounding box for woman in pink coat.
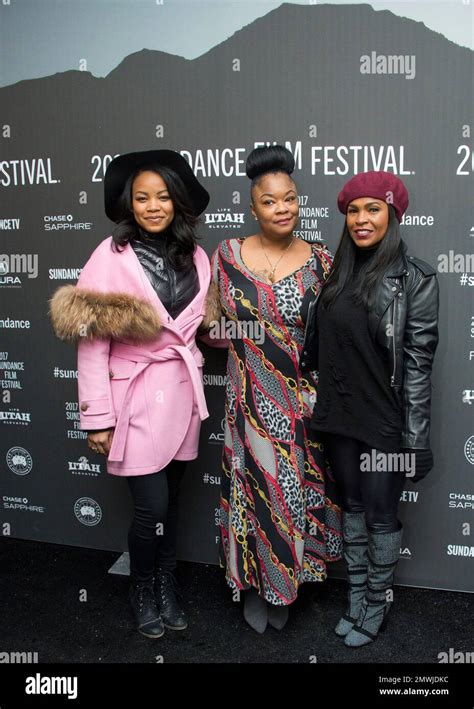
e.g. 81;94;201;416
50;150;219;638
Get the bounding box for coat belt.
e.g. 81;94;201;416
108;341;208;463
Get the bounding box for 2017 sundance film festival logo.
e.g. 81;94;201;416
295;198;329;242
6;447;33;476
74;497;102;526
64;401;87;440
0;352;25;392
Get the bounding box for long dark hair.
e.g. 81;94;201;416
319;205;402;309
111;164;199;270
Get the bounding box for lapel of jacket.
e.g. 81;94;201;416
368;243;409;340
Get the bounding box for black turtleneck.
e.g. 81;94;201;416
310;244;402;452
131;229;199;320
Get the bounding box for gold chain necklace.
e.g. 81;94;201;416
259;235;295;284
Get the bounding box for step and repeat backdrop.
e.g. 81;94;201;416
0;3;472;591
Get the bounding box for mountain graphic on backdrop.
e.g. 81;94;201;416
0;0;471;257
1;2;471;153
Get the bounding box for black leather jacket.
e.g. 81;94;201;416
301;242;439;449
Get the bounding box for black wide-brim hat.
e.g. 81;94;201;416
104;149;210;221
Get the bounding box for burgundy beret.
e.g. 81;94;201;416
337;171;409;222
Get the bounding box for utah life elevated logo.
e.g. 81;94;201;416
205;208;244;230
68;456;101;477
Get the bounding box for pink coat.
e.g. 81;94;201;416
50;236;220;476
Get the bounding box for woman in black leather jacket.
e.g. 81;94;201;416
301;171;439;647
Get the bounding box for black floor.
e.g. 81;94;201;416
1;537;472;665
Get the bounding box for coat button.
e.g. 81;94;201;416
397;292;403;297
391;286;397;291
109;370;114;379
80;403;89;412
303;350;308;355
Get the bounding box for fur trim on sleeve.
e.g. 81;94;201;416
49;285;162;343
199;282;222;332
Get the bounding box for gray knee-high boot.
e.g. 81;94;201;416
344;524;403;648
335;511;368;637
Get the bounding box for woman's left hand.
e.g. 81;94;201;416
87;428;114;456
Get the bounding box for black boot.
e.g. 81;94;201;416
154;570;188;630
129;581;165;638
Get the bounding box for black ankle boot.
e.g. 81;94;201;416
154;570;188;630
129;581;165;638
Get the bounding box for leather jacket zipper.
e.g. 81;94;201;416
390;287;397;386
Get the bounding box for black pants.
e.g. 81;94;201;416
321;433;405;534
126;460;186;583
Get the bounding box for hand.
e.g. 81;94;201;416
87;429;114;456
403;448;433;483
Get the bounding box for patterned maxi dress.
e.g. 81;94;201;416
212;238;342;606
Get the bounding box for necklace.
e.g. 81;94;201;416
259;235;295;284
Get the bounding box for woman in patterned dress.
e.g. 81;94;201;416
210;146;342;633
